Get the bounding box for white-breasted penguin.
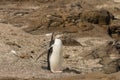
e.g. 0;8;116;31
47;33;63;73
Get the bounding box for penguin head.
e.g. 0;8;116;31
55;34;64;39
46;32;64;39
45;32;63;46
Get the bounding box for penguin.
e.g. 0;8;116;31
47;33;63;73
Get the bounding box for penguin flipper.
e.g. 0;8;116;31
47;45;54;70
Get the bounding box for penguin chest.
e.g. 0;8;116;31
50;44;63;70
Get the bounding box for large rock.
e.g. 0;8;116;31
108;20;120;38
95;41;120;73
80;10;114;25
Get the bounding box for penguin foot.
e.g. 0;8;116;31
51;70;62;73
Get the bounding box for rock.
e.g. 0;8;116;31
66;13;80;24
46;14;64;28
63;67;81;74
96;51;108;58
77;22;94;31
109;20;120;38
99;41;120;73
101;57;113;65
80;10;114;25
83;40;120;73
103;61;119;74
64;54;70;59
62;38;82;46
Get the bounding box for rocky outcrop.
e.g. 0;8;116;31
94;41;120;74
80;10;114;25
62;36;120;74
108;20;120;38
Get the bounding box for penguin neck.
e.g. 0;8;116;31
54;38;62;45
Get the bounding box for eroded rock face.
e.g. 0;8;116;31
23;9;115;35
63;38;120;74
80;10;114;25
108;20;120;38
88;40;120;74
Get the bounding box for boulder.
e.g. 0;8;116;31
80;10;114;25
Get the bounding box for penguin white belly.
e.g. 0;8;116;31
50;39;63;72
